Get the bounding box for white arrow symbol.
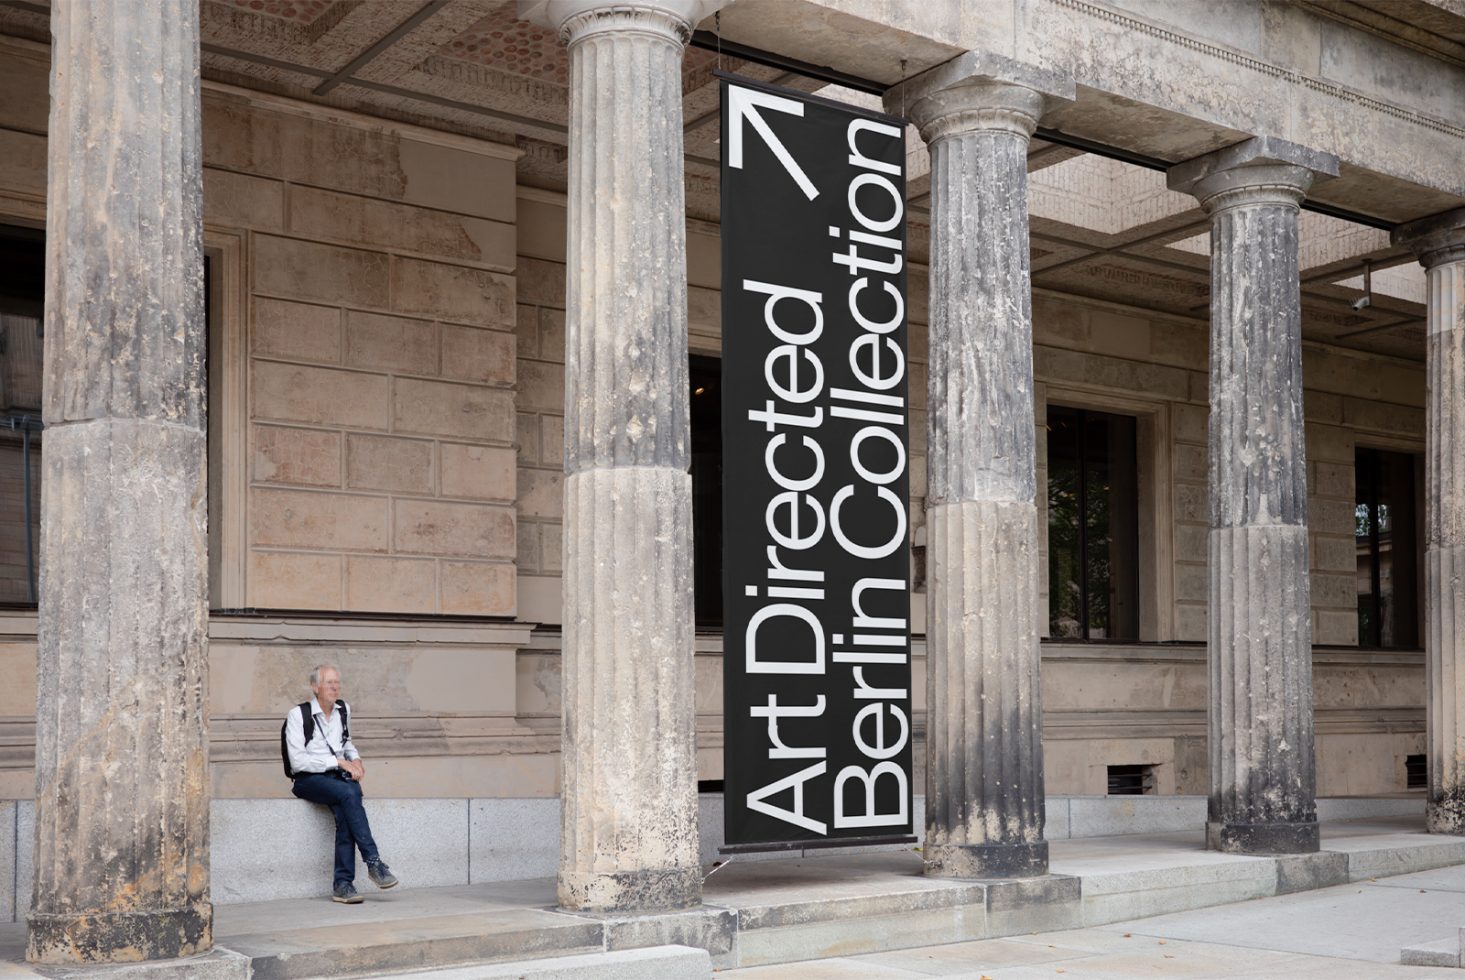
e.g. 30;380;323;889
727;85;819;201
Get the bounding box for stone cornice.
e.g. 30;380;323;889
1048;0;1465;143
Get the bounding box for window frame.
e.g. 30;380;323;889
1352;441;1425;651
0;199;249;615
205;230;247;611
0;217;45;610
1039;384;1173;643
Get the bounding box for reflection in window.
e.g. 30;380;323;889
690;354;722;628
0;225;43;607
1356;447;1419;648
1047;406;1138;640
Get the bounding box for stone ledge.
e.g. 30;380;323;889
396;944;713;980
24;948;250;980
1401;935;1461;968
0;795;1432;922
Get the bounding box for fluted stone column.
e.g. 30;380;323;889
1169;137;1338;855
28;0;210;964
888;54;1073;879
1394;209;1465;836
531;0;720;913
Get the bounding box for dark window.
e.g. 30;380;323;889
1355;448;1419;649
1406;754;1427;790
1107;764;1155;796
690;354;722;628
1047;406;1139;640
0;225;44;608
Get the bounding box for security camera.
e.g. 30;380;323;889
1351;295;1371;311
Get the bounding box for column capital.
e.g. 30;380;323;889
1168;136;1339;213
885;50;1074;144
519;0;724;45
1393;207;1465;269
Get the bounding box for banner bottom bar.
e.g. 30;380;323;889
719;835;917;855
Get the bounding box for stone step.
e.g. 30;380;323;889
1400;936;1460;968
222;909;605;980
309;944;712;980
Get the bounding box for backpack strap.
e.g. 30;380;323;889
337;700;349;743
299;701;315;748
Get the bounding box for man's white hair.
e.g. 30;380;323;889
309;664;340;687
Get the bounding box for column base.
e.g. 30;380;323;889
557;866;701;914
1427;798;1465;835
923;841;1049;879
27;904;212;964
1207;820;1319;855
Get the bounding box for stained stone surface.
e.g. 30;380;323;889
28;0;211;964
1392;208;1465;837
891;61;1072;879
543;0;718;913
1169;138;1338;856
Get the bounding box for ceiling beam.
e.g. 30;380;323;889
313;0;447;97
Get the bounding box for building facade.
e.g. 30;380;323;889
0;0;1461;962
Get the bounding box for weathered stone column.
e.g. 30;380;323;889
1169;137;1338;855
28;0;210;964
529;0;719;912
887;54;1073;879
1394;209;1465;835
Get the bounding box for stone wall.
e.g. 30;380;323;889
226;108;520;618
0;38;537;799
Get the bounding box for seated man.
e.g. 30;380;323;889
284;664;399;904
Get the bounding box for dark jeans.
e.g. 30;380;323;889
292;771;381;887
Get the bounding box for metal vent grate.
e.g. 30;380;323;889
1107;764;1155;796
1406;754;1427;790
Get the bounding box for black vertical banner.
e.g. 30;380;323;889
720;74;913;850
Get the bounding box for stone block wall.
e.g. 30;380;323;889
214;97;521;617
0;39;534;799
206;618;546;799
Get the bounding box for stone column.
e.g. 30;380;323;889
28;0;210;964
530;0;719;913
1394;209;1465;835
887;54;1073;879
1169;137;1339;855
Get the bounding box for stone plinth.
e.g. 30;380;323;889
887;53;1073;879
1393;208;1465;836
28;0;211;963
533;0;723;913
1169;137;1339;856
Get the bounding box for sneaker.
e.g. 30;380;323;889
367;861;399;890
332;882;363;904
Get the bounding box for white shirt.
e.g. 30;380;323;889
284;697;361;775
